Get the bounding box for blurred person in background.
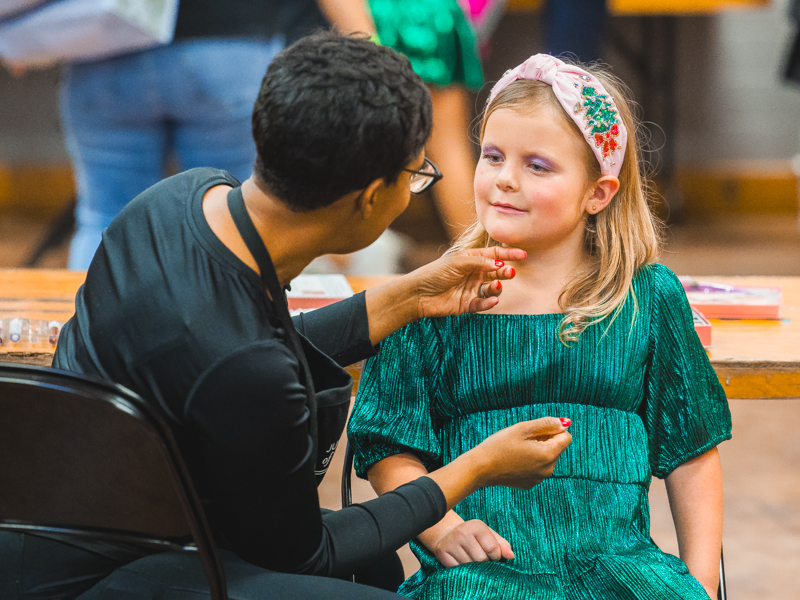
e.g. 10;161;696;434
61;0;374;270
304;0;485;276
544;0;607;63
369;0;483;242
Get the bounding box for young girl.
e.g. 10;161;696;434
348;54;731;600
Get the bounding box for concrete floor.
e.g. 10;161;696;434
1;210;799;598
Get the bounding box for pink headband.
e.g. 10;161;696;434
487;54;627;178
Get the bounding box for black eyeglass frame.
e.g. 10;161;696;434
403;157;443;194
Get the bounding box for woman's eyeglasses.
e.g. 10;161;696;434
403;157;443;194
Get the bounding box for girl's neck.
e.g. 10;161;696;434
514;239;585;285
493;230;588;315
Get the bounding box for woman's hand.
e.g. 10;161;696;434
363;247;526;345
470;417;572;489
432;519;515;568
422;417;571;510
410;247;527;318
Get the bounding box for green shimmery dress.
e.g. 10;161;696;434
348;264;731;600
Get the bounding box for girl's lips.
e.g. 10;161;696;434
492;203;527;215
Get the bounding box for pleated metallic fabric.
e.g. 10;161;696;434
348;263;731;599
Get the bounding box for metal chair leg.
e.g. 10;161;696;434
341;441;356;583
717;546;727;600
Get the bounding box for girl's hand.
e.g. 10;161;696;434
409;247;527;318
433;519;515;568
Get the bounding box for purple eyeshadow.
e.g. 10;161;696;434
525;155;555;170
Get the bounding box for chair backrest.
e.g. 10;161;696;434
0;362;228;600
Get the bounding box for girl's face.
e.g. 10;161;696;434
475;105;596;251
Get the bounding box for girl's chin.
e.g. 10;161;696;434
484;226;532;247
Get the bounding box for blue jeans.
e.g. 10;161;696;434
60;38;283;270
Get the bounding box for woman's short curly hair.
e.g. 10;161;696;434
252;31;433;212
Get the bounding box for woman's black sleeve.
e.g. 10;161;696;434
184;340;446;577
291;292;377;367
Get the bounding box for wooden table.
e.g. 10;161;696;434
1;270;798;399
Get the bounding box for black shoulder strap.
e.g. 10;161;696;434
226;186;318;457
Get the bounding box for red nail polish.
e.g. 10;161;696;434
508;267;516;277
495;260;504;267
560;417;571;427
496;281;502;291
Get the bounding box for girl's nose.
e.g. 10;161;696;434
495;164;519;192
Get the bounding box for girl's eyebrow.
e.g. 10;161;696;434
481;144;503;154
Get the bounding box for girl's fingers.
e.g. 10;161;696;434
464;538;490;563
438;551;459;568
473;527;503;562
499;535;515;560
477;525;514;561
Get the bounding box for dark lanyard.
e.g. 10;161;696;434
226;186;318;460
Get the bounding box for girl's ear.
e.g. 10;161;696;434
586;175;620;215
355;178;384;220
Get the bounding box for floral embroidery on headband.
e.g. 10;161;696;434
573;78;621;166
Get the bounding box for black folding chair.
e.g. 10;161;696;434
341;436;729;599
0;362;228;600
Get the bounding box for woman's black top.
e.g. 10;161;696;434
173;0;325;44
52;167;446;576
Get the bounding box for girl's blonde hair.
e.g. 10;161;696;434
450;61;662;344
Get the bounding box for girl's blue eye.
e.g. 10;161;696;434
528;161;550;173
482;153;502;164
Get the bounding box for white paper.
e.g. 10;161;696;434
287;274;354;299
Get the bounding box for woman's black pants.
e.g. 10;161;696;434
0;532;407;599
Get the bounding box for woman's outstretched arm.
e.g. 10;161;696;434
665;447;723;599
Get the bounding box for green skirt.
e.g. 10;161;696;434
369;0;483;90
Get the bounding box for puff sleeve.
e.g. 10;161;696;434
641;264;732;479
348;319;444;478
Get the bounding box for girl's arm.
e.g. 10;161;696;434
664;447;723;599
369;453;515;566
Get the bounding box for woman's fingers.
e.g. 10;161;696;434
483;279;503;298
474;417;573;489
468;295;500;314
466;246;528;262
520;416;570;439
